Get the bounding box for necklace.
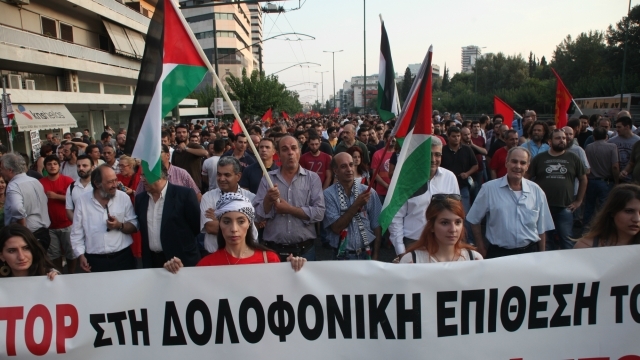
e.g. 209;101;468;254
224;249;245;265
433;252;456;262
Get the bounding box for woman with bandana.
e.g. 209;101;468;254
163;193;306;271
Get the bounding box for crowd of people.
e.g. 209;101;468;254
1;109;639;280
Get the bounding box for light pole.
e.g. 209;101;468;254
316;70;328;104
324;50;343;110
620;0;632;110
473;46;486;114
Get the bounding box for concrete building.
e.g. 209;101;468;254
248;3;262;72
0;0;153;160
461;45;481;73
350;74;378;109
342;80;353;112
407;63;440;78
180;0;255;91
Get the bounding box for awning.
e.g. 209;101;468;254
13;104;78;131
102;20;138;59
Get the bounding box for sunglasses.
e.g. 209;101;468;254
431;194;462;202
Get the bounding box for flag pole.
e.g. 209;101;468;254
170;0;275;189
572;99;583;115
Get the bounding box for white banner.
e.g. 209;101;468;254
1;246;640;359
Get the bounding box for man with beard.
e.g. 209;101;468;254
39;155;75;273
520;120;550;158
563;126;591;198
70;165;139;272
300;134;333;189
468;147;554;258
60;143;80;181
66;155;95;222
526;129;587;250
115;133;126;157
172;124;208;188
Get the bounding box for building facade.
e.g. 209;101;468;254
461;45;481;73
248;3;262;72
407;63;440;78
0;0;153;159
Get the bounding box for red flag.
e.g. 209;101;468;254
493;96;515;127
231;118;242;135
262;107;273;122
281;110;289;120
333;107;339;115
551;68;573;129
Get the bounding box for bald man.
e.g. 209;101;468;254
333;124;370;164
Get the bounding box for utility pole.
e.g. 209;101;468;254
324;50;343;110
620;0;631;111
316;70;328;104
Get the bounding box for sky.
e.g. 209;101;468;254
260;0;632;105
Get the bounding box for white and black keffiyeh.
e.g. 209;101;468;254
215;193;255;222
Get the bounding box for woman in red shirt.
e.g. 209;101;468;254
164;193;306;272
117;156;142;257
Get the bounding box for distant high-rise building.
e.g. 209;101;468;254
248;3;263;72
407;63;440;78
461;45;481;73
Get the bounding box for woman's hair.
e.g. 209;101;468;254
346;146;368;176
0;224;55;276
406;197;475;256
584;184;640;246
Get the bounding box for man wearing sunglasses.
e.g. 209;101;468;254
388;136;459;255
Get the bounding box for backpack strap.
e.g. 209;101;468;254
263;250;268;263
69;183;76;209
467;248;474;260
411;251;416;264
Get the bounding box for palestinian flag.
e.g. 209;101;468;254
125;0;208;183
551;68;575;129
376;20;400;122
379;46;434;234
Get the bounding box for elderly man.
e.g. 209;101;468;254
1;153;51;249
136;145;201;201
70;165;138;272
136;166;201;268
489;130;520;180
388;137;459;255
468;147;554;258
201;156;257;255
253;135;325;261
102;144;119;173
334;124;370;164
323;153;381;260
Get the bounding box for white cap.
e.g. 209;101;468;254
74;132;83;138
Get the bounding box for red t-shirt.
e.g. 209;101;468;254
197;249;280;266
300;151;332;184
371;148;393;195
39;175;74;229
489;146;508;178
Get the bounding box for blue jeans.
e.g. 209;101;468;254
461;186;475;245
546;206;574;250
583;179;613;228
301;245;316;261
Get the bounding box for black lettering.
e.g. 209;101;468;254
630;284;640;323
89;314;112;348
186;300;212;346
488;288;498;333
461;290;485;335
267;295;295;342
162;301;187;346
106;311;127;345
297;295;324;341
550;284;573;328
127;309;150;346
326;295;352;339
574;282;599;326
528;285;550;329
437;291;457;337
396;293;421;339
610;286;629;324
215;299;239;344
368;294;395;339
239;296;265;344
355;295;365;339
500;286;526;332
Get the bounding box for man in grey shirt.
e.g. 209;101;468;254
584;127;619;226
609;116;639;183
1;153;51;249
254;135;325;261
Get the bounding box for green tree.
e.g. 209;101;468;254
441;63;450;92
550;31;610;91
223;69;302;116
399;67;413;105
606;5;640;86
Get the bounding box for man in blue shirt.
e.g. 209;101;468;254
520;120;550;158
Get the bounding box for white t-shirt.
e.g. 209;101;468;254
399;248;483;263
65;180;94;211
201;156;220;191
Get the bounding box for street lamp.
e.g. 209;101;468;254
324;50;343;110
268;62;321;75
473;46;487;114
316;70;328;104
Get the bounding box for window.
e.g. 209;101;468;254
103;83;131;95
99;35;110;51
60;23;73;42
78;81;100;94
41;17;57;38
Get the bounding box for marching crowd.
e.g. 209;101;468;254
1;109;639;280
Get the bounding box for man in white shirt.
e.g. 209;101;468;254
202;139;225;191
388;137;460;255
70;165;138;272
65;155;95;221
200;156;257;254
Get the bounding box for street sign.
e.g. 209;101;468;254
210;98;240;115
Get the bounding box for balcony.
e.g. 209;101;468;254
88;0;150;26
0;25;140;72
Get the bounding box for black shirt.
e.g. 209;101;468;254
488;139;506;158
440;144;478;189
222;150;256;171
577;130;592;149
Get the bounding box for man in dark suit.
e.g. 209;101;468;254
135;166;201;268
